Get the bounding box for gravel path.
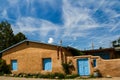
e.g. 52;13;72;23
0;76;120;80
0;76;48;80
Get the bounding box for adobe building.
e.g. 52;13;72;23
0;40;73;74
0;40;120;77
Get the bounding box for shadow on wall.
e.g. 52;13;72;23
93;68;102;77
62;60;75;74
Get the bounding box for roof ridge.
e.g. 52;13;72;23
0;39;65;53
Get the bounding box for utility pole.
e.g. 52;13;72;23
60;40;62;46
92;42;94;50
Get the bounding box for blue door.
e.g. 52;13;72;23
43;58;52;71
77;58;90;76
11;60;17;70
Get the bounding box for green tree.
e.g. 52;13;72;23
112;37;120;47
118;38;120;45
112;40;117;47
0;59;11;74
14;32;27;43
0;21;14;50
0;21;27;51
68;47;84;56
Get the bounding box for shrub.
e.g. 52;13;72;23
0;59;11;75
53;73;65;79
9;73;80;79
19;73;65;79
25;73;34;78
37;73;65;79
65;74;79;79
62;63;70;74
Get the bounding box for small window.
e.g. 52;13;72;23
43;58;52;71
93;59;96;67
11;60;18;71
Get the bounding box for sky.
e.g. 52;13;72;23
0;0;120;50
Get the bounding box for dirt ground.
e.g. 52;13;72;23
0;76;120;80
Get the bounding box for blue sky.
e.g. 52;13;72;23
0;0;120;50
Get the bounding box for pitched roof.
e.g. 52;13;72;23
0;40;66;53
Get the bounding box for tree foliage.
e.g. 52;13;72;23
0;59;11;74
14;32;27;43
112;37;120;47
68;47;84;56
0;21;27;51
62;63;70;74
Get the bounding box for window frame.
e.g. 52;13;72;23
42;58;52;71
11;59;18;71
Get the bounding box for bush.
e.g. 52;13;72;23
14;73;65;79
62;63;70;74
37;73;65;79
0;59;11;75
65;74;79;79
53;73;65;79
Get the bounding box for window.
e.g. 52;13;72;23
43;58;52;71
11;60;18;71
93;59;96;67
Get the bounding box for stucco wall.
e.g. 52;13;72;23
66;55;95;75
2;41;72;74
97;59;120;77
67;55;120;77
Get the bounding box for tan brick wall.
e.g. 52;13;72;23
2;42;72;74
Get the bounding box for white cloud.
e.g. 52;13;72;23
0;0;120;49
110;22;120;32
61;0;120;49
1;9;8;18
37;0;60;9
7;0;19;5
11;17;61;39
48;37;54;44
62;0;99;39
